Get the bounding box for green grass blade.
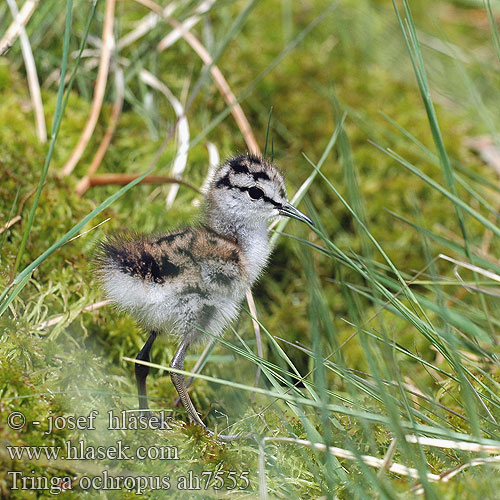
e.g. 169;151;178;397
0;170;151;317
12;0;99;278
375;143;500;239
263;106;273;158
485;0;500;62
12;0;75;277
269;112;345;248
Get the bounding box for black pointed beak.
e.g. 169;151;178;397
278;202;314;226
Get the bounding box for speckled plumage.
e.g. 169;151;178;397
96;227;246;344
95;153;312;440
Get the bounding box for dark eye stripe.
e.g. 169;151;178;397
215;174;281;208
262;194;281;208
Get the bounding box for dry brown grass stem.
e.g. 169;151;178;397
412;456;500;495
116;2;178;51
139;69;190;209
37;300;111;330
262;437;441;482
76;67;125;196
199;142;219;193
0;0;39;56
404;435;500;453
61;0;116;176
156;0;216;52
377;437;398;477
246;290;263;389
6;0;46;143
83;173;200;193
0;215;22;235
465;135;500;176
17;184;37;215
135;0;260;156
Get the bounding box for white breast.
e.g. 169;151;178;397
237;222;271;284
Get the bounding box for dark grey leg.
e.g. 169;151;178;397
135;331;158;417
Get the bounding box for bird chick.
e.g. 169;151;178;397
95;154;313;441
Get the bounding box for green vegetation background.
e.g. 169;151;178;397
1;0;500;498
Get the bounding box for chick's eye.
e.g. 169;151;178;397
248;186;264;200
